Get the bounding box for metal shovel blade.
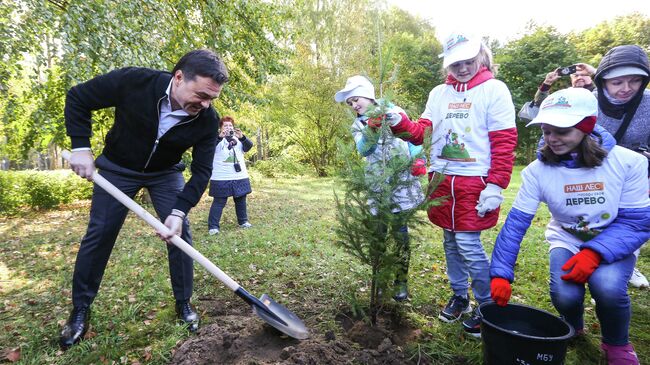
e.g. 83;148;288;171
236;288;309;339
253;294;309;340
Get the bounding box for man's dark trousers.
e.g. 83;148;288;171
72;155;193;307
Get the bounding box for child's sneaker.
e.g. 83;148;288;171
239;222;252;228
629;267;649;288
438;294;472;323
600;343;639;365
208;228;220;235
461;308;482;338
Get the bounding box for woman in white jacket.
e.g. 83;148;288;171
207;116;254;234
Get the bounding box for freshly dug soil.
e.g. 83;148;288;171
168;298;424;365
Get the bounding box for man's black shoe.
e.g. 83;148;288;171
176;300;199;332
59;306;90;350
393;280;409;302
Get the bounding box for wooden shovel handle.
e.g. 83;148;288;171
62;150;240;291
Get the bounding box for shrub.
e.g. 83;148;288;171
0;172;25;215
251;155;310;178
0;170;93;215
21;172;62;209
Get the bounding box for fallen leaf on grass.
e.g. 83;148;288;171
84;329;97;339
4;347;20;362
143;346;152;361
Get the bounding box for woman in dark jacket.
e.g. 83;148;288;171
578;45;650;288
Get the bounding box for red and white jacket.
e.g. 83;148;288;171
390;68;517;231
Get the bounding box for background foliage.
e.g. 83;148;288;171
0;1;649;176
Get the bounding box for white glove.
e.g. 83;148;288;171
475;183;504;217
385;112;403;126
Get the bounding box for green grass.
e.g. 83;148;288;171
1;167;648;364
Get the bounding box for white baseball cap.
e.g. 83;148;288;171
439;32;482;68
601;66;649;79
334;75;375;103
526;87;598;128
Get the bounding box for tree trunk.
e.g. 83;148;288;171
257;127;263;161
264;129;269;160
370;264;378;326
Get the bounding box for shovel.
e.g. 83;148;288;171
62;151;309;340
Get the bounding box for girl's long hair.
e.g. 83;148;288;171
539;132;608;168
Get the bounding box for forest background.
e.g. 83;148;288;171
1;0;649;176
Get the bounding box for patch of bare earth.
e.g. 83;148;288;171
169;299;425;365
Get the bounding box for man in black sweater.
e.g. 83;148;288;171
60;49;228;349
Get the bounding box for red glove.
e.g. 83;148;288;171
367;117;383;129
490;277;512;307
410;158;426;176
561;249;601;284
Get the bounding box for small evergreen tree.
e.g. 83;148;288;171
334;100;442;325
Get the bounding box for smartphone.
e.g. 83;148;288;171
557;65;577;76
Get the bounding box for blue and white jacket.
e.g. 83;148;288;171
490;125;650;282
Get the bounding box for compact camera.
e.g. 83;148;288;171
233;162;242;172
557;65;577;76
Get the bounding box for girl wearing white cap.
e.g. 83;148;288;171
335;75;425;301
489;87;650;365
576;45;650;288
386;33;517;336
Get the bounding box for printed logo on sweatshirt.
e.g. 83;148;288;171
564;181;606;207
438;128;476;162
445;102;471;120
448;102;472;109
562;181;610;241
562;215;603;241
564;182;604;193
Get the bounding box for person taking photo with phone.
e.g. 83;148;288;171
207;116;254;235
533;64;595;106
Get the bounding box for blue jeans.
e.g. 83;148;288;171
443;230;491;303
549;247;635;345
208;195;248;229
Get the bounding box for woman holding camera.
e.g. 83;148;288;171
207;116;254;235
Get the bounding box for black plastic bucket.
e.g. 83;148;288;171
478;302;574;365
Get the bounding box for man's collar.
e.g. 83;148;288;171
163;79;189;116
